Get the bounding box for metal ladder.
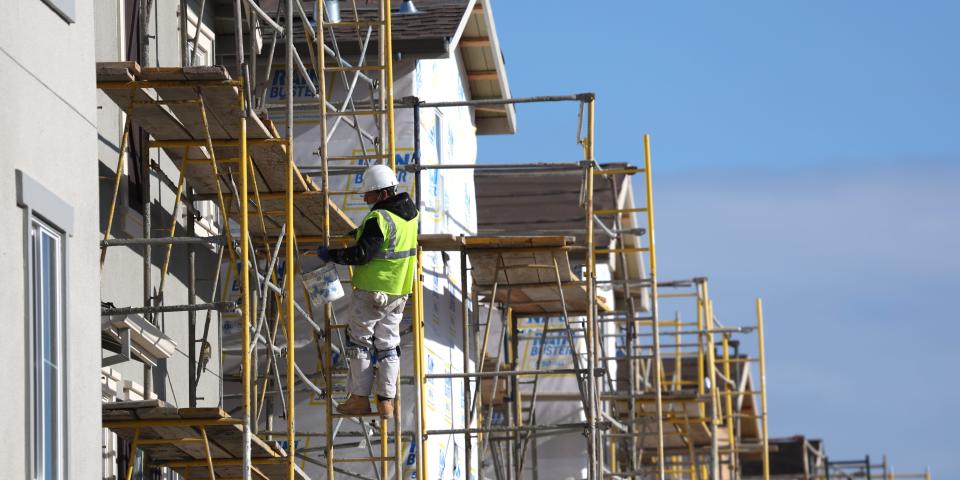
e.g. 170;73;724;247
590;134;668;479
320;272;406;480
314;1;402;478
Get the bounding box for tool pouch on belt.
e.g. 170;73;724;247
345;336;370;360
375;345;401;361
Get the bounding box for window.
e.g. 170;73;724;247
184;5;215;67
183;6;221;238
17;170;72;480
434;111;445;164
187;41;208;66
31;219;65;480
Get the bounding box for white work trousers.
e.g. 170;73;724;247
345;288;407;399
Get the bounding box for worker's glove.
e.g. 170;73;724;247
317;246;331;262
373;291;388;308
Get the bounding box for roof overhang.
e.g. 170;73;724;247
450;0;516;134
474;164;648;295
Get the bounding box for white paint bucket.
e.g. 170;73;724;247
303;262;345;306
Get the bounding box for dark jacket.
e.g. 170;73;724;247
328;192;418;265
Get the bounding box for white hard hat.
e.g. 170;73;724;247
360;164;399;193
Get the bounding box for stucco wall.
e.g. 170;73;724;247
0;0;100;478
94;0;224;409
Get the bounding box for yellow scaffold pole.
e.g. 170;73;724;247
239;85;252;480
644;133;667;480
385;0;396;172
414;246;427;479
756;298;770;480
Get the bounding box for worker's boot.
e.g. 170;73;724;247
377;397;395;419
336;395;372;416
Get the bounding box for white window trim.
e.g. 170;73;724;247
184;6;215;67
30;219;65;480
16;170;72;480
183;6;222;238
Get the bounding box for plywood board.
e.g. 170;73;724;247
102;402;309;479
466;237;610;314
97;61;356;238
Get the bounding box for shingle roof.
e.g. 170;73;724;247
285;0;471;58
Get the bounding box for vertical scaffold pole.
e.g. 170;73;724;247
583;95;598;480
317;2;335;478
188;188;197;408
412;99;426;480
234;0;249;475
756;298;770;480
415;246;427;480
143;133;154;399
704;290;720;479
240;85;252;479
285;0;296;472
385;0;396;171
643;133;666;480
721;334;737;474
461;248;472;480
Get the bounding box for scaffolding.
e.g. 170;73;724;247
815;455;932;480
92;1;785;479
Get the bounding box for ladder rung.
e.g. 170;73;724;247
328;153;393;161
325;110;388;117
595;207;648;215
325;65;385;73
132;99;202;106
323;21;385;28
334;457;397;463
137;438;204;445
595;247;650;254
331;412;385;418
595;168;645;175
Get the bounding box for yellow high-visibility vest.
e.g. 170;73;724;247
351;208;418;295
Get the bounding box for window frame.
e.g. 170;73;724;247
16;170;72;480
183;6;222;238
30;218;65;480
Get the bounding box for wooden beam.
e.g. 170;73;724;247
476;106;506;114
467;70;499;81
460;37;491;47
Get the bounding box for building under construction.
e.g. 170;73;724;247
0;0;934;479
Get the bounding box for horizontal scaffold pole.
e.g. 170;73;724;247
397;93;595;109
102;302;235;316
403;162;585;171
192;190;324;202
426;422;589;436
103;418;241;429
146;138;287;148
97;80;243;89
101;236;223;247
425;368;602;379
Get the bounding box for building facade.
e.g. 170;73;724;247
1;0;101;478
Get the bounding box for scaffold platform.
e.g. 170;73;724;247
96;61;355;238
103;400;309;479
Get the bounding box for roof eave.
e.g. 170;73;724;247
453;0;516;135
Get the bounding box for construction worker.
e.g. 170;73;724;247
316;164;418;419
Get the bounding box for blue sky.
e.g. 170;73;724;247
478;1;960;476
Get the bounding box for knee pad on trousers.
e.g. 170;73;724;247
375;345;401;361
345;336;371;360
